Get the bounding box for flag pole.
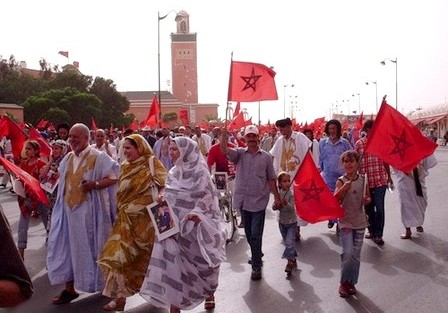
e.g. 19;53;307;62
225;52;234;130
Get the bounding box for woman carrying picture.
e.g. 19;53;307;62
140;136;227;313
97;134;167;311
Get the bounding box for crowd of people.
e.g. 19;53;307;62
0;115;438;309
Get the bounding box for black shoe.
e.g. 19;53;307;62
9;188;15;194
251;269;262;280
248;253;264;265
328;221;335;229
0;183;6;188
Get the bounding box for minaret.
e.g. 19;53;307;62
171;10;198;103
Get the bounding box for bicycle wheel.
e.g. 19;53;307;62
220;199;236;243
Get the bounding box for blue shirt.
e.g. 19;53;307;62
319;137;352;192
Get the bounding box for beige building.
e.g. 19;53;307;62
0;103;24;123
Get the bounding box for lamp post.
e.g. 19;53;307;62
158;11;182;121
352;93;360;114
283;84;294;118
365;80;378;112
380;57;398;110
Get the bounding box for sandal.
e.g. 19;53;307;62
204;295;215;310
103;298;126;311
52;289;79;305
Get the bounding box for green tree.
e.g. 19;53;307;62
89;77;130;127
163;112;178;123
23;87;102;126
0;56;45;104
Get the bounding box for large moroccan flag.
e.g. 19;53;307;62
293;152;344;223
227;61;278;102
365;98;437;173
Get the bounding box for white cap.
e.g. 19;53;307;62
244;125;259;136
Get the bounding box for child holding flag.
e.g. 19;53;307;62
334;151;370;297
272;171;298;276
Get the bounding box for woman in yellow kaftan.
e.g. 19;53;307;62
98;134;167;311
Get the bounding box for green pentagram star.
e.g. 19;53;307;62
240;67;261;92
299;180;325;202
390;130;413;160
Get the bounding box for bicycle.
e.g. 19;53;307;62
212;173;238;243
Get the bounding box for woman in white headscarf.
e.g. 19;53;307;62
140;136;227;313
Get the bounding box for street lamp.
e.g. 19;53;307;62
158;10;182;121
342;99;350;116
283;84;294;118
380;57;398;110
365;80;378;112
352;93;360;114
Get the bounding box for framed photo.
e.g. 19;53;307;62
40;170;60;194
214;172;228;191
147;200;179;241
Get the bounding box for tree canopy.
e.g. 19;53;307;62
0;55;133;128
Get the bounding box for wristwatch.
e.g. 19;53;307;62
95;181;100;189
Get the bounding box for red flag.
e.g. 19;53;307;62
46;122;56;132
233;102;241;118
179;109;189;126
28;127;51;158
58;51;69;58
0;157;49;205
365;98;438;173
109;123;114;134
129;120;139;131
229;112;245;131
227;61;278;102
36;119;48;130
244;117;253;126
0;116;28;158
91;117;98;131
142;95;160;127
293;152;344;223
352;112;363;144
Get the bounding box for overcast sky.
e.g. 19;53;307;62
2;0;448;123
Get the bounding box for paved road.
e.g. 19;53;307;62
1;147;448;313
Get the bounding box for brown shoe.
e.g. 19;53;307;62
251;269;262;280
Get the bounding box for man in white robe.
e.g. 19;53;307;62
47;123;119;305
395;155;437;239
270;118;311;238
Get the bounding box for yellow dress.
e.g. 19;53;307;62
98;134;167;298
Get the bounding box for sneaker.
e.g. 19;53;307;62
338;282;350;298
251;269;262;280
328;221;335;229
